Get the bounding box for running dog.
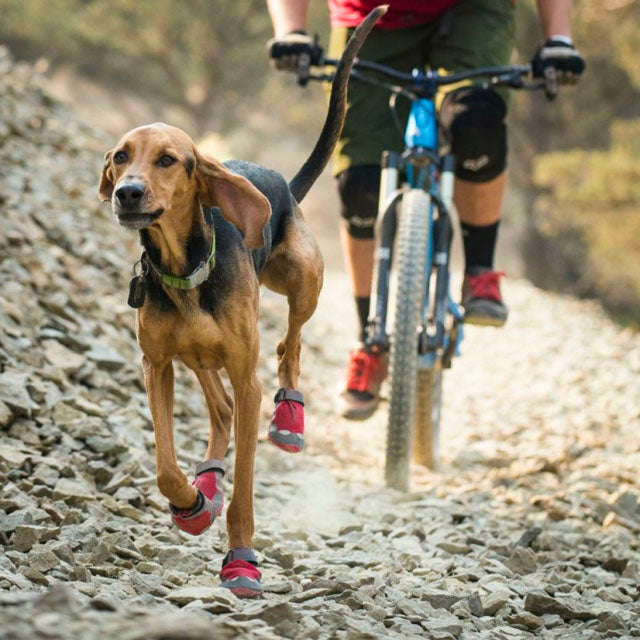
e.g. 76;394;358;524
98;7;385;597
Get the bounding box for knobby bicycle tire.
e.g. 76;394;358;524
385;189;430;491
413;365;442;470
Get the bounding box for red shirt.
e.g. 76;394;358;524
328;0;462;30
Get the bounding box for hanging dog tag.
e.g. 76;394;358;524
128;275;146;308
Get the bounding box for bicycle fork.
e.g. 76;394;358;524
423;154;455;352
367;152;459;361
367;151;402;352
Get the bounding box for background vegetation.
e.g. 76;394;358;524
511;0;640;325
1;0;638;323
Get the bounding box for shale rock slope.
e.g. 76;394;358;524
1;48;640;640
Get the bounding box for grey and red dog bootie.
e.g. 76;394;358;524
220;547;263;598
268;388;305;453
169;459;225;536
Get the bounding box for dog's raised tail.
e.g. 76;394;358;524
288;5;387;203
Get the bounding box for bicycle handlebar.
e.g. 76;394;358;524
297;56;557;99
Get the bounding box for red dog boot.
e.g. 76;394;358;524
220;547;263;598
268;388;304;453
170;459;225;536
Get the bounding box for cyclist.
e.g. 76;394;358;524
266;0;585;420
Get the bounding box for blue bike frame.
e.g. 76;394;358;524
367;82;464;369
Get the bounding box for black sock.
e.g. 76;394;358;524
460;221;499;273
355;296;370;344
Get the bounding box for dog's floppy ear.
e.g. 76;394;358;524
195;151;271;249
99;150;115;203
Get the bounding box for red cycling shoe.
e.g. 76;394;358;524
339;347;388;420
220;547;263;598
268;388;305;453
462;269;508;327
170;459;224;536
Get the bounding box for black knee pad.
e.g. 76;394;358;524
337;165;381;239
440;88;507;183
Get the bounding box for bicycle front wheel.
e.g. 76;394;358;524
385;189;431;491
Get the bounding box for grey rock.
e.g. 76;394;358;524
465;593;484;617
12;524;60;551
422;616;463;638
28;546;59;572
0;509;35;533
266;546;296;569
515;527;542;548
113;486;142;505
42;340;85;374
103;472;133;494
327;550;379;568
31;463;60;487
167;585;237;608
136;561;162;574
506;547;538;575
52;477;95;503
508;611;544;629
481;590;511;616
0;445;29;468
523;592;597;621
0;400;13;426
596;611;628;633
290;587;332;603
85;344;126;371
89;594;121;611
422;589;462;610
20;565;50;585
437;541;472;555
238;602;301;638
157;547;205;575
0;371;34;416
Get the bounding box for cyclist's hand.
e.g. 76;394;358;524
531;38;586;85
267;31;323;73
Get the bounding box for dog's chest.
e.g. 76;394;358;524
137;308;228;370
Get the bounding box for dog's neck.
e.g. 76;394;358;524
139;199;213;315
140;199;211;278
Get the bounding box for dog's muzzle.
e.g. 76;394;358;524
116;209;164;229
113;181;163;229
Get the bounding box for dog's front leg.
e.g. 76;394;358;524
225;362;261;549
142;355;198;510
217;345;264;597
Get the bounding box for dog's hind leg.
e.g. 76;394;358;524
194;368;233;460
261;213;324;452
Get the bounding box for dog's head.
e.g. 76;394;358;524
99;123;271;248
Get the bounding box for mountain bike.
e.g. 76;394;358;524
296;56;554;491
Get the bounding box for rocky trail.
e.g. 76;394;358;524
1;48;640;640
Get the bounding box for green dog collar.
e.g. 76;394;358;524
145;228;216;291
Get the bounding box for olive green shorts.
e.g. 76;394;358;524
326;0;516;175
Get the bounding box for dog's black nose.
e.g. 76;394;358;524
115;183;145;208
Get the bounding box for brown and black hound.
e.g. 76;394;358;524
98;8;384;597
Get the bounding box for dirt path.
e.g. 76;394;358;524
5;270;640;640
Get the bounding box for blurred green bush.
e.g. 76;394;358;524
512;0;640;325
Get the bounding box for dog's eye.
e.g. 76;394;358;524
114;150;128;164
158;154;177;168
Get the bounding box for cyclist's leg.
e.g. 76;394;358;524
427;0;516;326
326;23;432;419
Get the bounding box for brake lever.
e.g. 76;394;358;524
296;34;325;87
543;66;558;101
296;52;311;87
